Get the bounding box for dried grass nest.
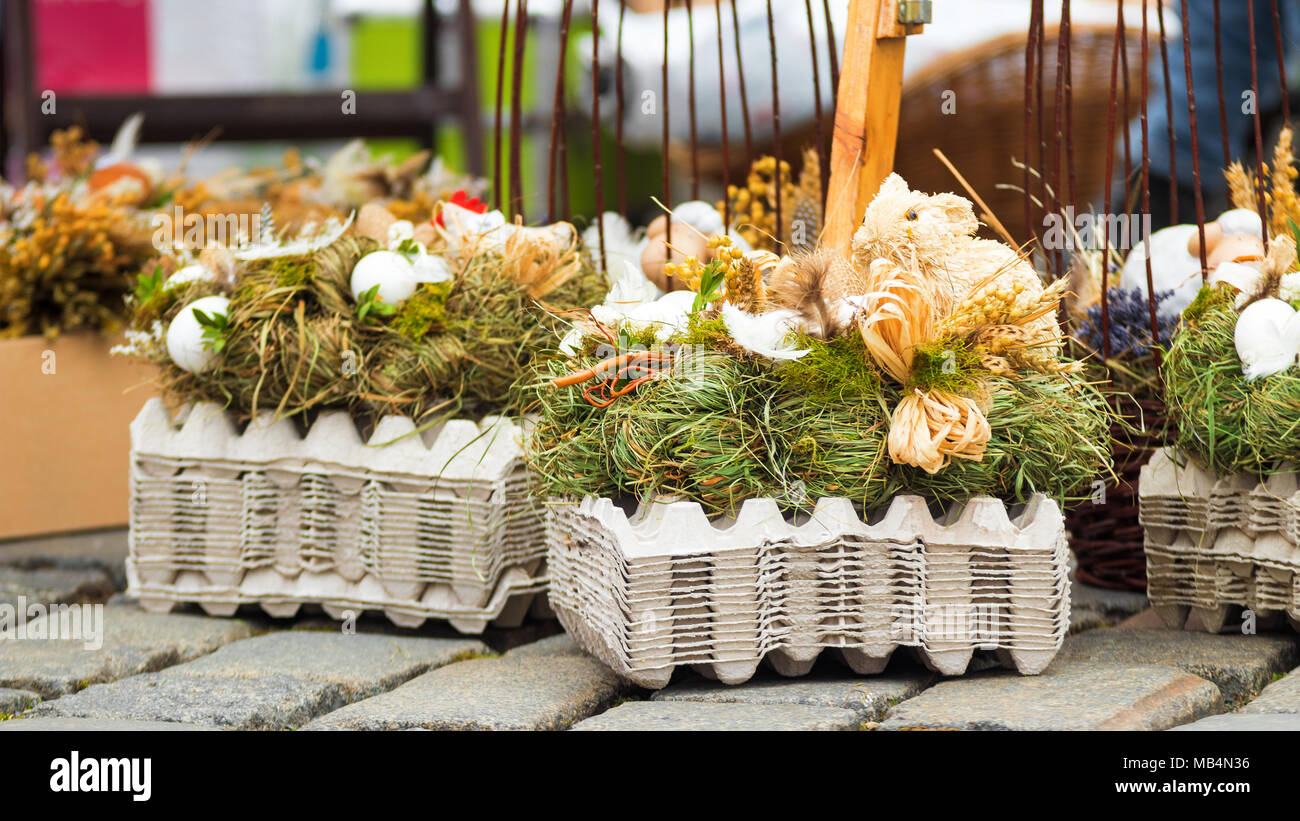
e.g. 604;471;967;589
1164;285;1300;475
527;325;1115;517
130;234;603;431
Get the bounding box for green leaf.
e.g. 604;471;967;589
192;308;230;354
356;284;396;323
133;265;165;302
692;261;728;313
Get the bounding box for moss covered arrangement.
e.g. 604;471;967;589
1163;284;1300;474
125;228;603;429
529;332;1112;516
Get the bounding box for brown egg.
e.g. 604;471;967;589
1207;233;1266;269
1188;221;1224;257
355;202;397;244
640;223;708;292
646;215;670;240
411;222;438;248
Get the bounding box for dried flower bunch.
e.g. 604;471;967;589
1;127;160;338
532;174;1111;515
1225;126;1300;241
721;149;823;252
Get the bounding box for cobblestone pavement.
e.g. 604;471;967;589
2;531;1298;730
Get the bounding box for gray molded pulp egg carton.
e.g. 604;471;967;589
1140;448;1300;633
545;493;1070;688
126;399;549;634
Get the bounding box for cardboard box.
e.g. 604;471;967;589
0;332;156;540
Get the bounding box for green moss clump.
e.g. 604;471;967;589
680;313;731;348
267;255;315;290
1182;282;1234;324
779;332;879;402
391;281;451;342
529;345;1113;515
907;339;982;393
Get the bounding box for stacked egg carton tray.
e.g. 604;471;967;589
546;493;1070;688
1140;448;1300;633
126;398;549;634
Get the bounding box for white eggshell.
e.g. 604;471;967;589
672;201;725;236
165;264;215;289
1216;208;1264;238
1235;297;1300;380
350;251;417;304
412;253;452;284
166;295;231;374
387;220;416;246
1120;223;1202;317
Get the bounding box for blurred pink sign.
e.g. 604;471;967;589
33;0;151;93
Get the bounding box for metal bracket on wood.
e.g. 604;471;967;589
878;0;930;38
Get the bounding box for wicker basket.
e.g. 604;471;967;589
895;25;1144;245
1065;388;1169;591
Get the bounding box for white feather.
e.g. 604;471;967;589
104;112;143;163
721;304;810;361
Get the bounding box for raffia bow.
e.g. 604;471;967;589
887;389;991;474
854;258;992;473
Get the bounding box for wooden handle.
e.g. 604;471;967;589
822;0;921;252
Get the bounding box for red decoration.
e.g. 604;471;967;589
435;190;488;227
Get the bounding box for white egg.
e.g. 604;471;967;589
350;251;417;304
672;201;726;236
166;295;231;374
1120;224;1201;317
412;253;452;284
387;220;416;246
1216;208;1263;238
165;264;215;289
1235;297;1300;380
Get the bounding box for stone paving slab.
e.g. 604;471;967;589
0;564;116;609
879;663;1222;731
0;528;128;565
164;631;490;698
0;603;258;698
1170;712;1300;730
1069;582;1150;634
503;633;586;659
573;701;864;731
34;672;345;730
0;687;40;715
651;669;934;722
304;652;632;730
1056;629;1300;703
1240;667;1300;714
1116;609;1167;630
0;716;219;731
